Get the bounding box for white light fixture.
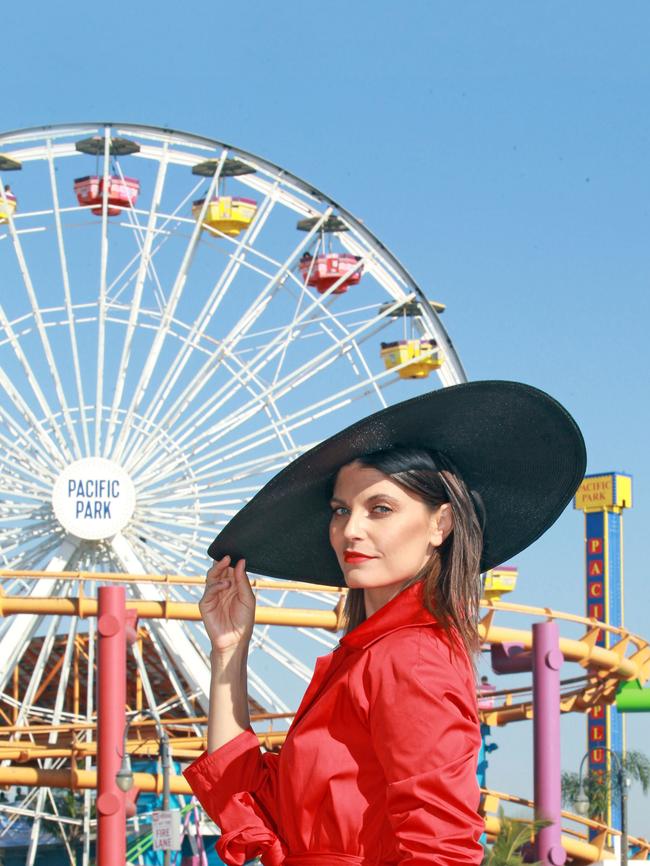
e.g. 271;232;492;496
115;754;134;793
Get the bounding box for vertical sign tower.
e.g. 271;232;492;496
574;472;632;833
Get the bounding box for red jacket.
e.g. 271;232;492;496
184;582;484;866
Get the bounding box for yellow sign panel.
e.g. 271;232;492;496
483;566;518;600
574;473;632;511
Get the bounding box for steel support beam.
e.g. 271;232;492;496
96;586;126;866
533;621;566;866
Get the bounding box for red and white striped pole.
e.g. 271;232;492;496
97;586;127;865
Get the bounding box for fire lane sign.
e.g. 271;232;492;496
152;809;182;851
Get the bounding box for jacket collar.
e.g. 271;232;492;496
339;580;438;651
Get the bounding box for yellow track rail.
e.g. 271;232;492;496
0;572;648;724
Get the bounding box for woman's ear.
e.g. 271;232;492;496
430;503;454;548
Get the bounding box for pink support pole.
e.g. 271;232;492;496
97;586;127;866
533;621;566;866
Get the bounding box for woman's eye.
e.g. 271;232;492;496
372;504;392;514
331;506;349;516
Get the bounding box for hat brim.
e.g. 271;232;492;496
207;381;586;584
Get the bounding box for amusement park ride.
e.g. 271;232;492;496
0;123;648;866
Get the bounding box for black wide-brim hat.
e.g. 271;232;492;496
208;381;586;585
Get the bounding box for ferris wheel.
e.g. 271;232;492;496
0;122;466;737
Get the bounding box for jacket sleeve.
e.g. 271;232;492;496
366;627;484;866
183;728;285;866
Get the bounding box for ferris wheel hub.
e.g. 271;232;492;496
51;457;136;541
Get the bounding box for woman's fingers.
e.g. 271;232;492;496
206;555;231;582
205;557;239;592
233;558;255;604
199;555;255;652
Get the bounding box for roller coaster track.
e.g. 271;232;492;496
0;571;648;862
477;599;650;725
481;789;650;863
1;571;648;725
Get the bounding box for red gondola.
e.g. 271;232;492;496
298;253;363;294
74;175;140;216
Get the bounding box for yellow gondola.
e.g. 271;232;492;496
0;190;17;224
380;339;443;379
482;566;519;601
192;196;257;237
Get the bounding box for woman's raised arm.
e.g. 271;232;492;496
200;556;256;751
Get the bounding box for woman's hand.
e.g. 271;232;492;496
199;556;256;654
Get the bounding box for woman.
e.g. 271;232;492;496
184;381;586;866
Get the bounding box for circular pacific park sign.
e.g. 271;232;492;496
52;458;136;541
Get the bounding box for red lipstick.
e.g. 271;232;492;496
343;551;375;563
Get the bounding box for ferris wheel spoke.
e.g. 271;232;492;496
0;789;42;838
42;789;78;865
340;232;467;383
138;442;299;492
141;300;404;480
0;440;56;491
140;264;396;465
209;241;365;370
126;522;206;560
0;529;67;569
296;626;339;649
179;361;394;477
137;482;264;508
45;139;92;458
218;352;298;454
109;156;227;466
225;353;298;453
0;309;72;466
11;613;63;725
118;186;280;469
130;636;169;719
138;626;204;731
93;127;115;456
0;536;64;571
137;504;234;523
120;208;333;471
112;534;211;711
265;254;370;387
246;664;291;715
24;616;78;866
268;280;315;389
318;315;387;409
110;363;393;495
105;175;206;309
0;507;53;525
252;631;315;682
103;143;171;459
124;534;203;577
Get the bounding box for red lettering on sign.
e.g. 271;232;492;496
589;560;603;577
589;725;604;741
591;748;605;764
590;704;605;720
588;582;603;598
588;538;603;554
589;603;603;620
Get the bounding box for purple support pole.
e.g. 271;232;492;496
490;642;533;674
533;621;566;866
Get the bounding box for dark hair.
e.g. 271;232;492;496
339;446;483;662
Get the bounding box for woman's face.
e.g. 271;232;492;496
329;461;452;602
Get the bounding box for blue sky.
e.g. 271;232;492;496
3;0;650;837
